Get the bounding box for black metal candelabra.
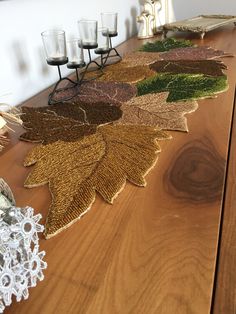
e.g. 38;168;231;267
102;33;122;66
47;58;81;105
79;45;104;82
46;38;122;105
67;61;86;81
80;33;123;81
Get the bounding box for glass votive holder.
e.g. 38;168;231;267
78;20;98;49
94;28;110;55
66;39;85;69
41;30;68;66
101;12;118;36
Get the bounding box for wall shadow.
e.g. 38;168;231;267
37;46;50;76
125;19;131;39
11;41;29;75
131;6;138;36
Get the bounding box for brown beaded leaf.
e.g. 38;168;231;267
150;60;227;77
24;124;171;238
117;92;198;132
122;51;161;67
160;46;233;61
54;81;137;106
97;63;156;84
25;102;122;125
20;107;97;144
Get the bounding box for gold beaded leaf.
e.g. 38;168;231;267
23;124;171;238
122;51;161;67
97;63;156;84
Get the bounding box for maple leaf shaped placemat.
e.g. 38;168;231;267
150;60;227;77
139;38;194;52
20;109;97;144
137;73;228;102
53;81;137;106
88;64;156;84
117;92;198;132
23;124;171;238
122;51;161;67
160;46;233;61
22;101;122;126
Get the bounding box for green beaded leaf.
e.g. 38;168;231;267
137;73;228;102
139;38;194;53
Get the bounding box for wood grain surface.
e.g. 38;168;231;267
213;87;236;314
1;26;236;314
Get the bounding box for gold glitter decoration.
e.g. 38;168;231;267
23;124;170;238
92;63;156;84
122;51;161;67
117;92;198;132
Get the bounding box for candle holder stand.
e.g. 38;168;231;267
79;47;104;82
102;33;122;66
67;62;86;81
48;62;81;105
42;26;122;104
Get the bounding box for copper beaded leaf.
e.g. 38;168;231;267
117;92;198;132
160;46;233;61
54;81;137;106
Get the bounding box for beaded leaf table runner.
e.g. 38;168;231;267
23;125;170;237
19;38;233;238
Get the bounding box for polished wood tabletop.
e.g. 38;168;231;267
1;25;236;314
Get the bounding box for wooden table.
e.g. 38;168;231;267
1;26;236;314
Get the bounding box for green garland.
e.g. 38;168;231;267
137;73;228;102
139;38;194;52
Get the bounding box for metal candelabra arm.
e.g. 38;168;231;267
102;34;122;66
48;65;79;105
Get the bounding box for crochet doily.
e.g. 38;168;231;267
0;204;46;312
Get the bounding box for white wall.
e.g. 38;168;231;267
0;0;141;106
168;0;236;22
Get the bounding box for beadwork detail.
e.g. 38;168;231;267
0;206;46;313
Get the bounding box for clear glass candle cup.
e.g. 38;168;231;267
95;28;110;55
41;30;68;66
101;12;118;36
66;39;85;69
78;20;98;49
